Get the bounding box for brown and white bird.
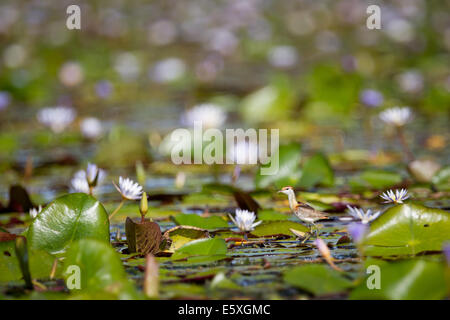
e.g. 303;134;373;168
278;186;329;234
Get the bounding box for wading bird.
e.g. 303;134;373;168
278;186;329;238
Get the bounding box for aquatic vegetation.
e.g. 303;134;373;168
0;0;449;302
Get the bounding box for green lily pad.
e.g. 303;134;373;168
255;143;302;189
64;239;139;299
364;203;450;256
258;210;289;221
283;264;353;296
252;220;308;237
27;193;110;254
360;170;403;189
350;259;447;300
172;238;227;260
0;238;61;282
297;153;334;189
172;214;229;229
164;226;210;253
432;165;450;191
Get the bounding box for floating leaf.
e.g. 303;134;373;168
363;203;450;256
252;220;308;237
172;238;227;260
27;193;110;254
0;237;60;282
297;153;334;189
125;217;162;255
64;239;139;299
233;189;261;214
172;214;228;230
432;165;450;191
258;210;289;221
350;259;447;300
360;170;403;190
283;264;352;296
255;143;302;189
163;226;210;253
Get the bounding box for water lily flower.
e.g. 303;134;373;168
380;189;410;204
113;176;143;200
29;205;42;219
181;103;227;129
229;209;262;232
360;89;383;108
443;242;450;266
37;106;76;133
70;170;90;194
80;117;103;139
379;107;412;127
70;163;106;194
347;222;369;244
346;205;381;224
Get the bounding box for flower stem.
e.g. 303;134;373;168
109;199;125;221
396;126;414;163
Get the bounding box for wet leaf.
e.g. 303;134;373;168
27;193;110;254
125;217;163;255
363;203;450;256
283;264;352;296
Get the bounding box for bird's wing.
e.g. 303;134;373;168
295;203;329;219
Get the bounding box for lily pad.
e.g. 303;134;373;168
255;143;302;189
350;259;447;300
283;264;353;296
360;170;403;190
363;203;450;256
0;237;61;282
64;239;139;299
172;214;229;229
27;193;110;254
252;220;308;237
164;226;210;253
172;238;227;260
297;153;334;189
258;210;289;221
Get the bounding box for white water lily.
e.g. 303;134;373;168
70;170;90;194
29;205;42;219
70;163;106;194
346;205;381;224
86;162;106;186
37;106;76;133
182;103;227;129
113;176;143;200
80;117;103;139
229;209;262;232
380;189;410;204
379;107;412;126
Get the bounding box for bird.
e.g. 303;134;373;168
278;186;329;236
